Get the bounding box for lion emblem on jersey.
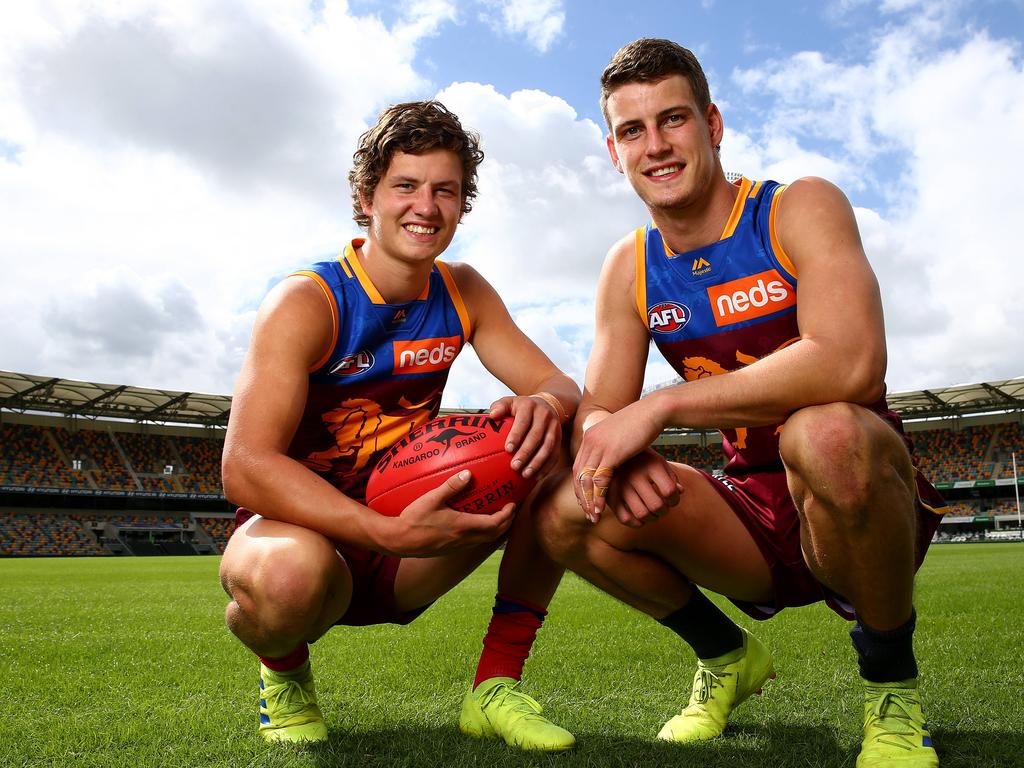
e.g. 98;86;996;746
302;394;437;480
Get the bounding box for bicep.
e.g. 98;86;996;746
779;179;887;394
225;278;334;460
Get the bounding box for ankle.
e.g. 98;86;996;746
260;642;310;673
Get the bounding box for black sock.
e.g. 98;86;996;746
657;587;744;660
850;610;918;683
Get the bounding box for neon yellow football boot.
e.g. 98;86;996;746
657;628;775;742
459;677;575;752
258;661;328;743
856;679;938;767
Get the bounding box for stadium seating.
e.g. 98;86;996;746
0;424;92;490
989;422;1024;479
0;510;108;557
174;435;224;494
196;516;234;554
912;424;997;482
653;440;723;472
0;417;1018;557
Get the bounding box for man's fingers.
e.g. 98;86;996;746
432;469;472;501
462;502;515;540
515;425;557;476
488;397;513;420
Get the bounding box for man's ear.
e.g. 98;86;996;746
706;103;724;149
607;134;624;174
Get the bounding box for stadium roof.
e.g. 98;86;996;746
0;370;231;427
1;369;1023;428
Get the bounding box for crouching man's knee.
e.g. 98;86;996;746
780;402;915;519
533;469;594;567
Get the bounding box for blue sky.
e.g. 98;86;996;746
1;0;1023;408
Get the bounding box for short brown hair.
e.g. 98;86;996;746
348;101;484;227
599;39;711;128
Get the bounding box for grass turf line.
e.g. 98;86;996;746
0;543;1021;767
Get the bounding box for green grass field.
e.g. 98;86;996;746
1;543;1022;767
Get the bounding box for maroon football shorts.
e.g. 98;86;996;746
694;468;946;621
234;508;428;626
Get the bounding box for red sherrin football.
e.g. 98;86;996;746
365;414;537;517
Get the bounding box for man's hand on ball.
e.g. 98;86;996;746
389;470;514;557
488;395;562;479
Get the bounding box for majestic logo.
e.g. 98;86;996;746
706;269;795;327
391;308;408;325
393;336;461;374
691;256;711;276
426;427;478;455
329;350;374;377
648;302;690;334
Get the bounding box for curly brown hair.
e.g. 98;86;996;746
348;101;484;228
599;39;711;129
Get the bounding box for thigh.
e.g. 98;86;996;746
598;463;774;604
392;541;501;614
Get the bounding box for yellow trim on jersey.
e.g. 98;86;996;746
290;270;339;372
634;226;648;323
720;176;753;240
748;180;763;198
337;252;353;278
768;185;798;279
344;240;386;304
436;261;473;340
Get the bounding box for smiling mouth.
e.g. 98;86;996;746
403;223;439;235
645;164;682;178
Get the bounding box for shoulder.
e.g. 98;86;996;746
776;176;854;222
252;274;336;358
438;260;492;302
597;230;642;295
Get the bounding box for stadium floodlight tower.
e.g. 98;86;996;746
725;170;743;183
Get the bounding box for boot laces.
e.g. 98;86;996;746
263;677;316;719
480;680;543;717
866;689;926;749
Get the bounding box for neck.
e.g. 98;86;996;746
650;173;740;255
356;239;433;303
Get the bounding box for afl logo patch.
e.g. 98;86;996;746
648;302;690;334
330;350;374;377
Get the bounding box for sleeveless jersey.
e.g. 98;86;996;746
637;177;898;475
287;238;471;499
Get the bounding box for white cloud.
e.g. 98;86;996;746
731;24;1024;390
479;0;565;53
430;82;650;404
0;0;453;394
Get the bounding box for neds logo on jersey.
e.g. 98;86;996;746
393;335;461;374
648;302;690;334
707;269;795;327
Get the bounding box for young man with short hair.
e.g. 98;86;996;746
537;39;945;767
220;100;579;752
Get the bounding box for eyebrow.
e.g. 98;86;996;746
389;174;460;188
614;104;696;134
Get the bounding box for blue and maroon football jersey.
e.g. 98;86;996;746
287;238;471;499
637;177;895;475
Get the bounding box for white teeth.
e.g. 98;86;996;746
649;165;680;177
405;224;438;234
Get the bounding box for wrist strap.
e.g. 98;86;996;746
532;391;569;424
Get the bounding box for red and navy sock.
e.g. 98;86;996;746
473;594;546;689
259;642;309;674
850;609;918;683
